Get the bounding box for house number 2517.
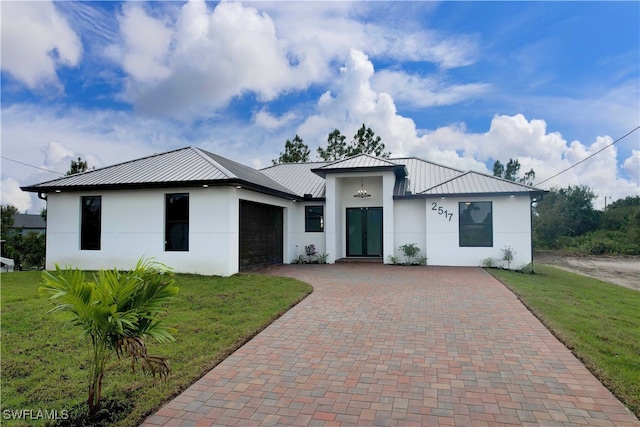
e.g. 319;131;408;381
431;201;453;222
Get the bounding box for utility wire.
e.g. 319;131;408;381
534;125;640;186
1;156;65;176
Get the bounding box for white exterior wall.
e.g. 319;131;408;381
393;199;427;262
288;202;326;263
424;195;532;268
45;187;295;276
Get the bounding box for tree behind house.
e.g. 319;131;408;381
347;124;390;158
317;124;389;161
66;157;89;175
317;129;348;161
272;135;310;165
533;185;599;248
493;158;535;186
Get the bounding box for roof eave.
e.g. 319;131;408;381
22;180;301;201
394;190;547;200
311;165;400;178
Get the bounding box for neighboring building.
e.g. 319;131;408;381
21;146;545;276
9;213;46;236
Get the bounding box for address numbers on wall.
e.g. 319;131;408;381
431;201;453;222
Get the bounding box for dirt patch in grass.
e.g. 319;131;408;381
535;251;639;291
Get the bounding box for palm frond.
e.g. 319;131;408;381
143;355;170;380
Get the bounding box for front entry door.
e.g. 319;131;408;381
347;207;383;257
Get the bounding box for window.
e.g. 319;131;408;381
305;206;324;232
459;202;493;247
165;193;189;251
81;196;101;250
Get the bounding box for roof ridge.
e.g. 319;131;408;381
191;146;235;179
261;161;329;171
420;169;544;195
420;170;469;194
316;153;396;170
465;169;542;191
389;156;466;173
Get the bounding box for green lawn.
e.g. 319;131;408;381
489;264;640;418
1;270;312;426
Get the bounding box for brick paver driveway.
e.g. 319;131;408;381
143;265;639;426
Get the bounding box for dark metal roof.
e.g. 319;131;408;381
22;147;297;199
197;149;296;196
419;171;545;196
260;162;328;198
311;154;406;178
389;157;464;195
12;214;46;229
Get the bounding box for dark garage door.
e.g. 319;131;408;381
239;200;284;271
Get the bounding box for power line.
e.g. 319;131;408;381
535;125;640;186
1;156;65;176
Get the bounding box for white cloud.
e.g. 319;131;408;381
1;178;32;212
424;118;640;208
297;49;486;171
114;1;297;117
622;150;639;182
371;70;490;108
253;109;297;130
41;141;75;170
106;1;481;119
260;2;479;69
109;4;173;82
0;0;82;91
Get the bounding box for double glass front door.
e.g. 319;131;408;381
346;207;383;257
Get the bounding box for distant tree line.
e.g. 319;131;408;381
534;190;639;255
1;157;91;270
492;158;639;255
1;205;45;270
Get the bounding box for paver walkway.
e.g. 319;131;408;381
142;265;639;426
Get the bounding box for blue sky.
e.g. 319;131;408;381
2;1;638;212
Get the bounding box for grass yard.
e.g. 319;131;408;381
489;264;640;418
1;270;312;426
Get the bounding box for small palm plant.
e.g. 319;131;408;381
39;258;179;416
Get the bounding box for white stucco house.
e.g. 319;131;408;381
22;146;545;276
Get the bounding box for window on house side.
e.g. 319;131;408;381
165;193;189;251
305;206;324;232
459;201;493;247
81;196;101;250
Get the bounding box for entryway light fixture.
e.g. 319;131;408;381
354;178;371;198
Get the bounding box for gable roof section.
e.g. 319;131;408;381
198;149;296;196
418;171;545;197
260;162;328;198
21;147;297;199
389;157;464;195
312;154;406;178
